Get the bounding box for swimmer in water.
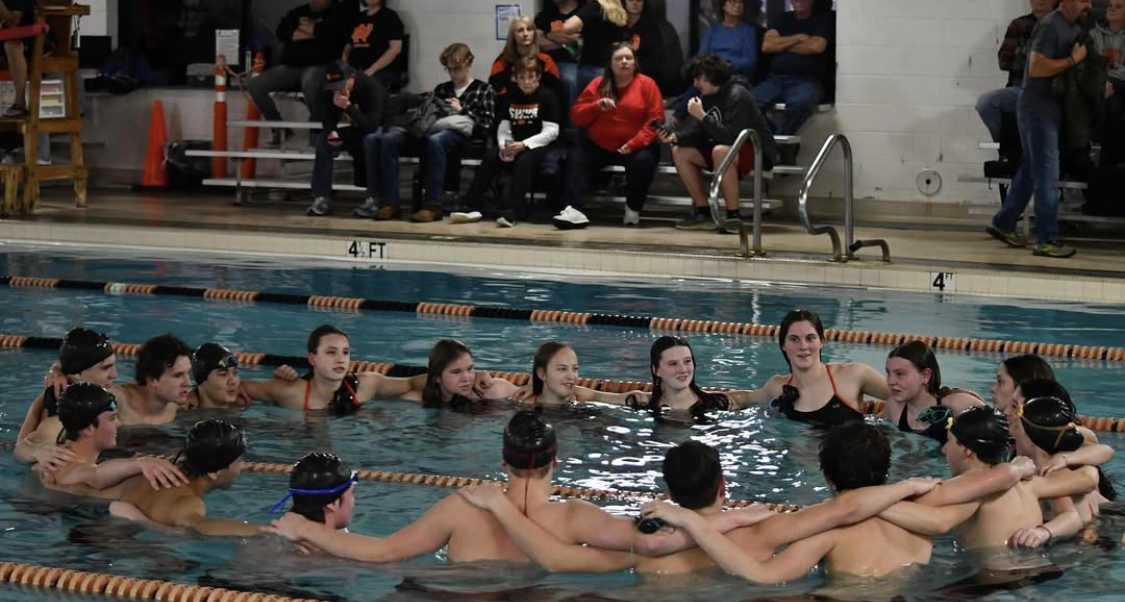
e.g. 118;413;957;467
265;452;357;553
401;339;520;408
187;343;243;409
879;340;985;443
519;341;645;407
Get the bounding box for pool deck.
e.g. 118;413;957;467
2;189;1124;304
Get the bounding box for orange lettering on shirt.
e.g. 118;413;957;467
351;23;374;46
631;34;640;50
550;20;564;33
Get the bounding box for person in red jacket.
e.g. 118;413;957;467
560;42;664;229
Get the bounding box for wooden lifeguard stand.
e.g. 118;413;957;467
0;0;89;215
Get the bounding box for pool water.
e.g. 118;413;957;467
1;243;1124;602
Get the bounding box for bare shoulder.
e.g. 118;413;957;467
941;390;986;413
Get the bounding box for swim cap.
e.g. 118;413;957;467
268;452;356;514
59;328;114;375
949;407;1013;465
181;420;246;476
1021;396;1083;453
57;383;117;441
192;342;239;385
503;411;557;469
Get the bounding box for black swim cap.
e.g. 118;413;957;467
268;452;357;516
1021;396;1083;453
57;383;117;442
59;328;114;375
192;343;239;385
949;407;1013;465
503;411;557;469
181;420;246;476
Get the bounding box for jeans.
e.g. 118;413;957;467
557;62;579;111
992;96;1060;245
565;137;659;211
247;64;327;122
975;87;1021;143
751;74;823;135
576;64;603;99
362;127;394;200
310;128;368;198
378;128;471;209
462;145;552;217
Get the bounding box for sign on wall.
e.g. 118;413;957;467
496;4;521;41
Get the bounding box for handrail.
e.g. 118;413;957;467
707;128;764;257
797;134;890;262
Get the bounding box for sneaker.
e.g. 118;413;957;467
450;210;483;223
496;211;516;228
675;213;717;231
2;104;28;119
552;206;590;230
306;197;331;216
353;197;380;218
623;207;641;226
372;205;400;221
985;225;1028;248
411;207;443;223
1032;241;1076;258
720;218;743;235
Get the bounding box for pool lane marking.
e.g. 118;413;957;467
3;275;1125;363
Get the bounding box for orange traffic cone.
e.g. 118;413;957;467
142;100;169;187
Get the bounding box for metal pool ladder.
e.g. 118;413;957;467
706;128;765;257
797;134;892;262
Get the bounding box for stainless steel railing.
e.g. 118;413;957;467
706;128;764;257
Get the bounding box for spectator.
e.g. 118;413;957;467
561;42;663;228
369;43;495;223
489;17;564;104
751;0;834;138
662;54;777;233
976;0;1059;144
623;0;676;95
343;0;405;91
536;0;587;109
455;57;562;228
1093;0;1125;166
988;0;1092;259
675;0;760;120
564;0;629;96
0;0;34;118
306;60;387;217
249;0;350;147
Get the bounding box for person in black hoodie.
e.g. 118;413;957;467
660;54;777;233
249;0;350;147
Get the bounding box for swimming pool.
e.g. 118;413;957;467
1;242;1123;602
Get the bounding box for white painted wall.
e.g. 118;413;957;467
82;0;117;42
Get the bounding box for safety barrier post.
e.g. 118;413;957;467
212;54;229;179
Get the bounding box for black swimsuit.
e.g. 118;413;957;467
898;402;948;443
780;371;863;427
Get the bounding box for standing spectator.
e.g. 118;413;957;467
562;43;663;228
489;17;564;104
0;0;34;118
751;0;834;137
1093;0;1125;166
536;0;587;109
623;0;675;95
564;0;629;96
456;58;562;228
675;0;760;120
306;60;387;217
343;0;405;91
370;43;495;223
249;0;350;147
988;0;1093;259
976;0;1059;144
662;54;777;233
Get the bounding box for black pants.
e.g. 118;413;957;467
462;145;551;218
564;136;659;211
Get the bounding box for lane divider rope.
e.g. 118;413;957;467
4;332;1124;431
4;276;1124;362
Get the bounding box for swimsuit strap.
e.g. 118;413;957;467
825;366;841;398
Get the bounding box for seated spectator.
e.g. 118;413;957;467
675;0;759;120
536;0;587;109
623;0;675;95
0;0;34;118
661;54;777;233
455;58;562;227
343;0;405;91
489;17;564;104
368;43;495;223
561;42;663;228
1093;0;1125;166
975;1;1058;145
564;0;629;96
249;0;350;147
306;60;387;217
751;0;834;137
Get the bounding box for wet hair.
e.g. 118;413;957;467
647;336;729;421
778;309;826;368
501;16;540;63
134;334;192;386
57;383;117;443
440;42;474;68
177;420;246;478
950;407;1012;466
1002;355;1055;385
513;55;542;77
598;42;637;101
503;411;558;476
887;340;941;397
663;441;722;510
685;53;732;87
289;452;354;523
1019;393;1118;501
532;342;572;396
307;324;348;354
819;422;890;491
422;339;473;408
191;342;239;385
59;328;114;376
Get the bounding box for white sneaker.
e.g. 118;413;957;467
552;205;590;230
623;207;640;226
496;215;515;228
450;210;483;224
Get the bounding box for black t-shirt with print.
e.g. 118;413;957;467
346;7;406;73
501;86;562;143
535;0;587;65
575;1;627;68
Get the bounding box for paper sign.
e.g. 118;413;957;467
215;29;240;66
496;5;521;40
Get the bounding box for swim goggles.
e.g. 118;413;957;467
1017;397;1076;450
917;405;952;424
267;471;358;514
